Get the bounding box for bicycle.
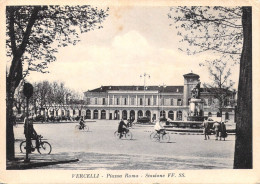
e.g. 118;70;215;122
150;130;170;143
75;124;89;131
114;128;133;140
20;135;52;154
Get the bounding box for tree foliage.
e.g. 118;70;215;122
202;58;235;116
169;6;243;63
6;5;109;78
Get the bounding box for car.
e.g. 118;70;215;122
137;116;151;123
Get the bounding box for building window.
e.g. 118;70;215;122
109;98;113;105
161;98;164;106
153;97;157;105
86;98;90;105
56;110;59;116
79;110;81;117
217;112;221;117
177;111;182;120
177;99;182;106
124;98;127;105
95;98;98;105
225;112;229;120
116;98;120;105
140;98;143;105
73;109;75;115
102;98;106;105
171;99;174;106
208;112;212;117
131;97;135;105
148;98;151;106
61;110;64;116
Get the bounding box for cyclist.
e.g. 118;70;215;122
118;119;128;138
24;117;39;152
154;117;166;136
79;116;85;129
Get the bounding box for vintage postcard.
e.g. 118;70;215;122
0;0;259;183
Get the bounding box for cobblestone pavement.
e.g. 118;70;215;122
13;120;235;169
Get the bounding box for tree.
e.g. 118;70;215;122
202;58;235;119
6;5;109;160
169;6;252;168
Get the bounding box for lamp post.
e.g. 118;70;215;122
159;83;166;118
140;73;150;117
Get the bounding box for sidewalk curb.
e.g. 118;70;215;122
7;158;79;170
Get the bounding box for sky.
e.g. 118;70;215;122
26;6;240;93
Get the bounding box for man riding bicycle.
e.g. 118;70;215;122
118;119;128;138
79;116;85;129
24;117;39;153
154;117;166;135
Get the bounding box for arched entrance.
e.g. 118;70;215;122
114;110;120;120
138;110;143;118
122;110;127;120
101;110;106;119
160;110;166;118
130;110;135;122
145;110;151;121
177;111;182;120
86;109;91;119
93;109;98;119
168;110;174;120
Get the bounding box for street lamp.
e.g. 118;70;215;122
159;83;166;118
140;73;150;117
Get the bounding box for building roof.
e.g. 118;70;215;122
183;73;200;78
86;85;184;93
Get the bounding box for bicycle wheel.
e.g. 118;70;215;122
83;125;89;132
20;141;27;153
114;131;122;139
125;131;133;140
150;132;160;142
38;141;52;154
75;125;80;130
150;131;157;140
161;133;170;143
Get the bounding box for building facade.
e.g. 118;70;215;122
80;73;236;123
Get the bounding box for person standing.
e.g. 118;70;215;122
202;120;210;140
220;121;227;141
212;121;220;141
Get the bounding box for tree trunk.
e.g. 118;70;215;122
6;83;16;160
234;7;252;169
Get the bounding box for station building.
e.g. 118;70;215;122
81;73;236;123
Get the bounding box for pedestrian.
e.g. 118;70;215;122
24;117;39;153
219;121;227;141
202;120;210;140
212;121;220;140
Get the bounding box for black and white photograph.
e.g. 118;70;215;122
1;0;259;183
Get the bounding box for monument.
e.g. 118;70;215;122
187;81;206;121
